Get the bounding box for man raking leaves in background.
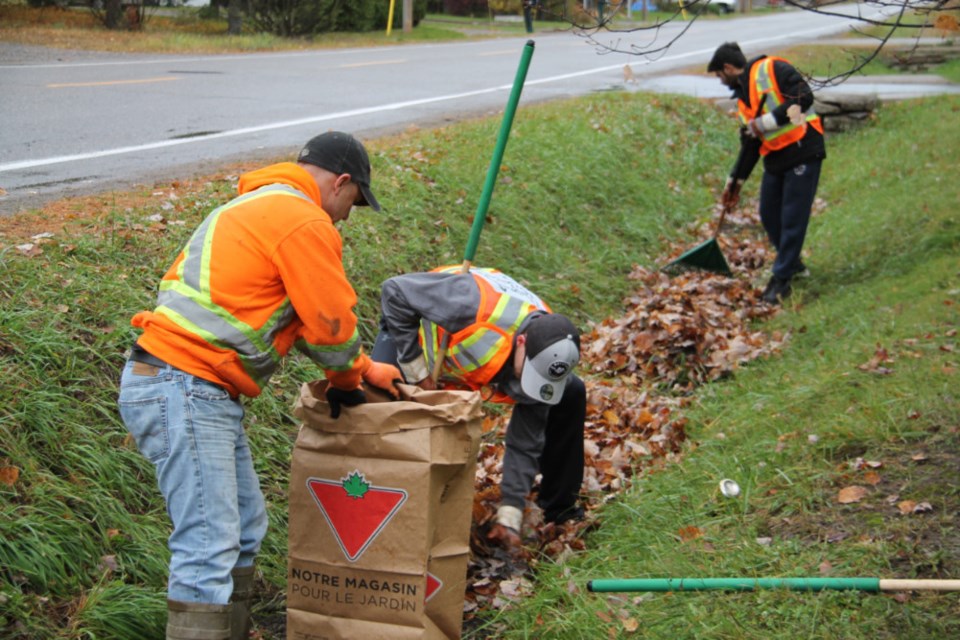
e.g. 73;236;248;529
709;41;827;305
117;131;401;640
370;266;587;556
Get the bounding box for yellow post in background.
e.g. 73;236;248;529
387;0;396;36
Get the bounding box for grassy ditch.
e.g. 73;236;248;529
474;97;960;638
0;87;958;640
0;90;729;638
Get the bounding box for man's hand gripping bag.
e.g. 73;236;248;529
287;381;482;639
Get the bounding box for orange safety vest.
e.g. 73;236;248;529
132;163;366;398
419;266;551;399
738;57;824;156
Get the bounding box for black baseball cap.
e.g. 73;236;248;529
298;131;381;212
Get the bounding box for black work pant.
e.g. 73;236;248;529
759;158;822;281
530;375;586;523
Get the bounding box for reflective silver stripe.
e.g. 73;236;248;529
295;329;362;371
156;290;280;383
156;303;279;383
755;59;778;102
180;207;219;292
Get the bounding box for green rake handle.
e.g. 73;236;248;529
587;578;960;593
430;40;535;382
462;39;536;266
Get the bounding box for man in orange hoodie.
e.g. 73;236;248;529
118;131;400;640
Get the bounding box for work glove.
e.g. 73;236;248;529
721;177;743;209
745;112;778;138
326;387;367;419
487;505;525;558
361;361;402;399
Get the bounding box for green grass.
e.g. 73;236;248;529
1;83;959;640
0;90;730;639
0;6;551;53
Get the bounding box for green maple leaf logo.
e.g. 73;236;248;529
341;471;369;499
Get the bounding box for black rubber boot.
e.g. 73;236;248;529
229;566;255;640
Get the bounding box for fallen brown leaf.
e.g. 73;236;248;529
677;525;704;542
0;466;19;486
897;500;917;515
838;485;868;504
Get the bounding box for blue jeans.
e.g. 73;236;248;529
118;359;268;604
759;159;823;281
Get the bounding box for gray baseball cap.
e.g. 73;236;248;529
520;314;581;405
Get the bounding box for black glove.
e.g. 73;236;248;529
326;387;367;419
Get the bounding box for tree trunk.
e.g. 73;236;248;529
228;0;243;35
403;0;413;33
104;0;123;29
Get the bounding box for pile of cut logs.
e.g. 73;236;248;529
886;44;960;72
813;93;880;133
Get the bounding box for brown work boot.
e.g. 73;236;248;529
229;565;256;640
166;599;231;640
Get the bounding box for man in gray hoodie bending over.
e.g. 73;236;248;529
371;266;587;554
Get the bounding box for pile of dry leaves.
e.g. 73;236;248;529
464;205;794;623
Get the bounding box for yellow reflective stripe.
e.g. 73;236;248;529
296;328;362;371
419;321;440;372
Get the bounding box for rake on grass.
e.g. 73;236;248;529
587;577;960;593
662;203;733;277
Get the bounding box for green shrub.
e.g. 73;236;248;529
249;0;417;36
488;0;521;14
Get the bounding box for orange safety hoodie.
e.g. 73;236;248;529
131;162;369;398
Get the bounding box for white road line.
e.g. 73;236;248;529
0;9;893;173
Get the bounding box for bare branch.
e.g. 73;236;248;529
540;0;958;88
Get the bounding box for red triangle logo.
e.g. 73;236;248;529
307;471;407;562
425;572;442;603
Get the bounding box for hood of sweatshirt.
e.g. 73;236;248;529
237;162;322;206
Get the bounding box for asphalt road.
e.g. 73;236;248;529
0;6;894;214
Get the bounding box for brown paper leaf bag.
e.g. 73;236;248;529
287;381;482;640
